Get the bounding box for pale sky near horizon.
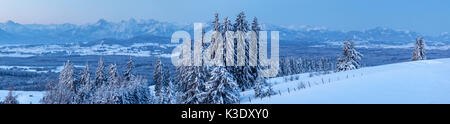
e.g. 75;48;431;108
0;0;449;35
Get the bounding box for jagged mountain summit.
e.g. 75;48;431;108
0;19;189;44
0;19;449;47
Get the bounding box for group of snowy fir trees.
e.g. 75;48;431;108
172;12;276;104
41;57;153;104
412;37;426;61
41;12;274;104
277;57;336;77
279;39;363;75
0;87;19;104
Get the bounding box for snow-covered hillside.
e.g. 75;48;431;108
3;58;450;104
244;58;450;104
0;90;43;104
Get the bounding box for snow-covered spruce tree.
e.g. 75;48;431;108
251;17;261;34
253;75;264;98
3;87;19;104
94;57;107;89
77;63;91;104
177;28;208;104
234;12;249;32
222;17;235;73
125;75;153;104
205;67;240;104
121;56;135;103
311;59;316;72
124;56;135;82
118;56;153;104
175;65;187;101
336;40;363;72
94;62;146;104
179;62;210;104
92;84;125;104
254;75;275;98
41;60;77;104
105;63;124;104
277;58;285;76
163;70;176;104
194;66;208;91
250;17;262;86
286;58;293;75
89;57;108;104
90;84;109;104
153;58;165;103
213;13;222;33
412;37;426;61
158;66;175;104
107;64;121;86
174;52;194;103
40;81;59;104
295;58;303;74
233;12;255;91
181;66;207;104
211;13;224;65
280;58;292;76
291;58;298;74
222;17;234;39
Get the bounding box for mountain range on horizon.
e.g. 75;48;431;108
0;19;449;46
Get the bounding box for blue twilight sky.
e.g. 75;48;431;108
0;0;449;35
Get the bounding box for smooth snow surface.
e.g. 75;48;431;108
245;58;450;104
0;90;44;104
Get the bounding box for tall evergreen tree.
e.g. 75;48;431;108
251;17;261;33
412;37;426;61
106;63;124;104
163;71;176;104
157;66;173;104
250;17;261;87
222;17;234;67
233;12;254;91
153;58;165;103
95;57;107;88
107;64;120;86
78;62;91;103
210;13;224;65
63;60;77;93
336;40;363;71
126;76;153;104
180;65;208;104
234;12;249;32
181;67;206;104
212;13;221;32
3;87;19;104
124;56;135;82
41;60;76;104
175;65;188;94
205;67;240;104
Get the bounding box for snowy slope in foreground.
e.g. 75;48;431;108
3;58;450;104
246;58;450;104
0;90;43;104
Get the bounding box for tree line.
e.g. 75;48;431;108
40;12;275;104
41;57;152;104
